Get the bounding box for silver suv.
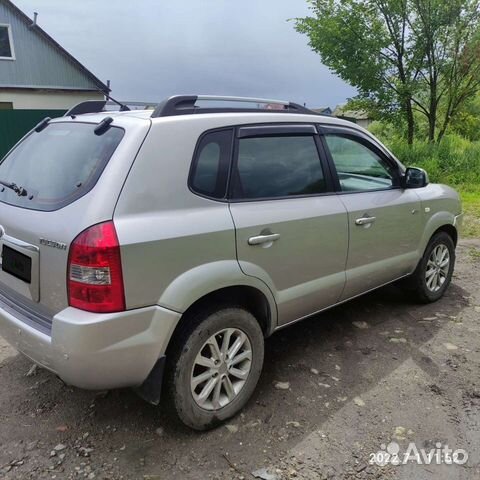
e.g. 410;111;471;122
0;95;462;430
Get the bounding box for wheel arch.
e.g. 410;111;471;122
431;223;458;246
419;212;458;255
158;260;277;328
165;285;274;359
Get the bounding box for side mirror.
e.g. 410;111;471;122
402;167;429;189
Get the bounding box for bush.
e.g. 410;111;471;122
370;128;480;192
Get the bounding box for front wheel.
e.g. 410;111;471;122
166;306;264;430
404;231;455;303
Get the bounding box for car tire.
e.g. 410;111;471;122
403;231;455;303
165;306;264;430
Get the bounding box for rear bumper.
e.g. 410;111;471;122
0;300;180;390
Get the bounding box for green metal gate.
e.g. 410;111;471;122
0;109;65;159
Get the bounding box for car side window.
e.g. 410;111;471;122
324;134;396;192
190;129;233;199
231;135;327;200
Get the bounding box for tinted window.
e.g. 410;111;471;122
0;122;124;211
232;136;326;199
190;129;232;198
0;26;13;58
325;134;395;192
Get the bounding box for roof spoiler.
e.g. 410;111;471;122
65;92;131;117
65;100;107;117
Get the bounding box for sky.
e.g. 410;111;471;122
14;0;356;109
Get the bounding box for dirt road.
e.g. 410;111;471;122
1;240;479;479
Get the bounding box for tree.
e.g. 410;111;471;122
450;92;480;140
295;0;417;143
295;0;480;143
410;0;480;141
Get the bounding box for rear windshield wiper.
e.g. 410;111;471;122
0;179;28;197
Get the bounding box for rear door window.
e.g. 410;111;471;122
231;134;327;200
0;122;124;211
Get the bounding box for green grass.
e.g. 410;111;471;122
460;190;480;238
369;124;480;238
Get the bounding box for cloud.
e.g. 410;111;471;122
13;0;356;107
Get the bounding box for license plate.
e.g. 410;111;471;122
2;245;32;284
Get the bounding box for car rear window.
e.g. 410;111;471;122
0;122;124;211
189;129;233;199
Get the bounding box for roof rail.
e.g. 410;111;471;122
151;95;317;118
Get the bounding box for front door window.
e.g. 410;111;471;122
324;134;395;192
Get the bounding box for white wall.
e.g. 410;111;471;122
0;89;104;110
356;119;372;129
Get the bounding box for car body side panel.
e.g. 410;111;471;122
414;183;462;253
114;118;244;315
114;207;247;311
157;260;278;327
111;116;461;330
338;188;423;300
229;196;348;325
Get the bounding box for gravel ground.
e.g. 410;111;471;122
1;239;479;480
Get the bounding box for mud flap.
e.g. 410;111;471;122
133;356;166;405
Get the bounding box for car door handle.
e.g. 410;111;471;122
355;216;376;226
248;233;281;245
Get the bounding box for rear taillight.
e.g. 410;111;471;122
67;221;125;313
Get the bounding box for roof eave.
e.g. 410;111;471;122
0;84;105;92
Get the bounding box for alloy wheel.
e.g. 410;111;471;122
190;328;253;411
425;244;450;292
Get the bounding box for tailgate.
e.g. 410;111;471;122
0;115;151;320
0;203;74;320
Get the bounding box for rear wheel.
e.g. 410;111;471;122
403;231;455;303
166;306;264;430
